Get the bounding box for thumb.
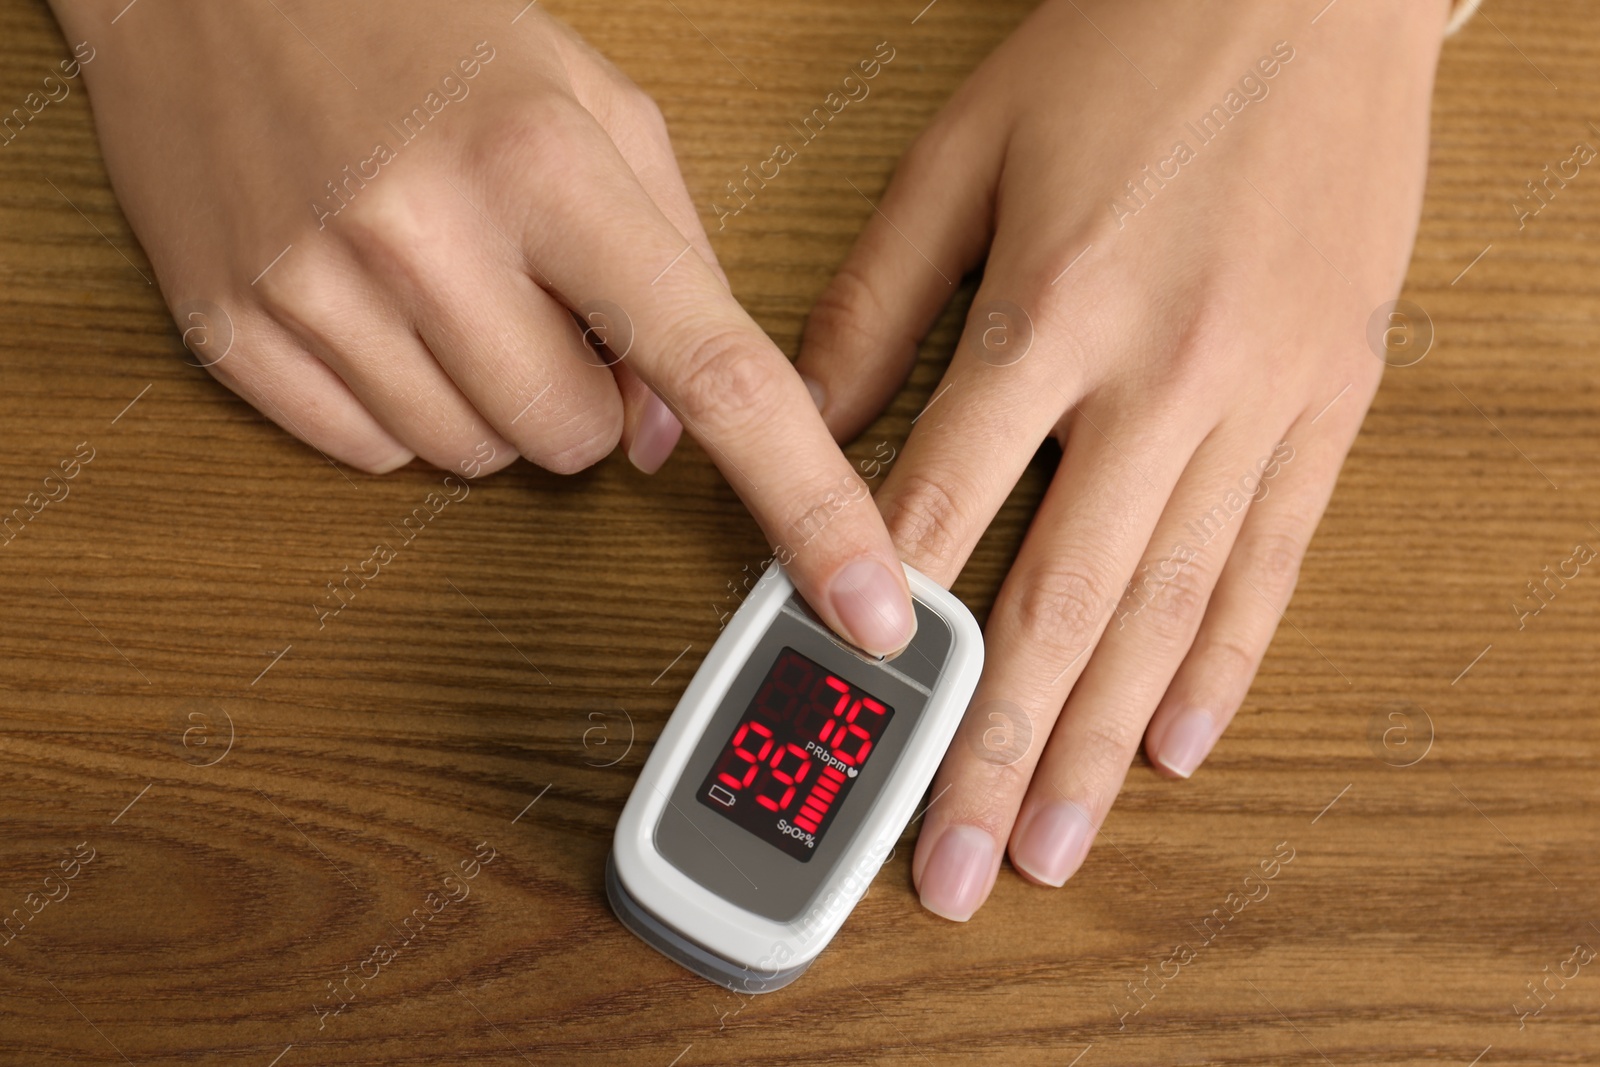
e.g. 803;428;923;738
796;115;1003;442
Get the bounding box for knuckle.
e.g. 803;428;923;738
253;251;356;336
529;410;623;475
1194;629;1262;687
1248;530;1307;598
1073;716;1145;785
1161;301;1245;391
805;261;895;357
783;474;868;544
882;473;968;568
480;95;598;177
1174;297;1241;353
1138;557;1214;639
1008;560;1115;652
625;84;666;130
336;182;446;285
670;330;782;431
978;749;1040;802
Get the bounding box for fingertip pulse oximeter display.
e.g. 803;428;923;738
695;646;895;861
607;562;983;994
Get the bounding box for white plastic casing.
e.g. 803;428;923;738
610;562;983;988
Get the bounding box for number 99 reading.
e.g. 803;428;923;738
696;647;896;861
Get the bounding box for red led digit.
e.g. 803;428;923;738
825;674;850;717
730;720;775;788
830;721;874;766
851;697;887;723
755;742;811;812
770;743;811;785
760;650;816;722
756;786;795;812
745;721;775;760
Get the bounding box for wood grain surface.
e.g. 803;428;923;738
2;0;1598;1064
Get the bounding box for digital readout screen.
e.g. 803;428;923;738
695;647;896;861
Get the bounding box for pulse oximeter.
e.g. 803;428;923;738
607;562;983;992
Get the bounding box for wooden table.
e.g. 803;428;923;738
2;0;1596;1063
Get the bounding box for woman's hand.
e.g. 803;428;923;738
797;0;1450;917
51;0;917;655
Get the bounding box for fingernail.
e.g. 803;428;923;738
627;392;682;474
828;559;916;655
1011;800;1095;888
1154;708;1217;779
367;448;414;475
802;375;827;414
918;825;995;922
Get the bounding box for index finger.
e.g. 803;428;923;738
503;99;916;655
